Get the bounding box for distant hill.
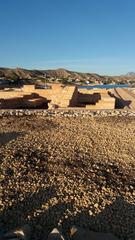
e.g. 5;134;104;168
0;67;135;84
0;67;104;81
126;72;135;77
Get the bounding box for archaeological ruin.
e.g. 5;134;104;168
0;84;116;109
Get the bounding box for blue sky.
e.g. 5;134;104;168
0;0;135;75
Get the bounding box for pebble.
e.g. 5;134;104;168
0;114;135;240
0;109;135;118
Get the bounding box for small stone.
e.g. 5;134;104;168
4;225;31;240
94;203;99;208
89;210;93;216
47;228;65;240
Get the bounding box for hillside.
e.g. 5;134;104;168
0;67;135;84
126;72;135;77
0;67;105;82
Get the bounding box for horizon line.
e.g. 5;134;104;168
0;65;132;77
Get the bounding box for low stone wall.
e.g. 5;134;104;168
0;109;135;117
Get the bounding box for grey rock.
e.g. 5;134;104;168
47;228;65;240
3;225;31;240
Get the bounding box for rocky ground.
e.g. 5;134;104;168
0;115;135;240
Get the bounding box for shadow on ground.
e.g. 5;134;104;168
0;132;25;146
109;92;132;109
0;187;135;240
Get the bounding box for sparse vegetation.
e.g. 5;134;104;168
0;67;134;85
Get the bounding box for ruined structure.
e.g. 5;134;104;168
0;84;115;109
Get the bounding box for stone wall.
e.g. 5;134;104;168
78;89;115;109
0;109;135;117
0;85;78;109
0;84;116;110
78;92;101;105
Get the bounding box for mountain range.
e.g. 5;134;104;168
125;72;135;77
0;67;135;84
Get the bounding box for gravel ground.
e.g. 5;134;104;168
0;115;135;240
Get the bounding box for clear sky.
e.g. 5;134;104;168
0;0;135;75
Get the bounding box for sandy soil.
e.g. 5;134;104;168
0;115;135;240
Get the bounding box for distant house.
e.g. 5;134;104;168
85;80;90;84
67;79;74;83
